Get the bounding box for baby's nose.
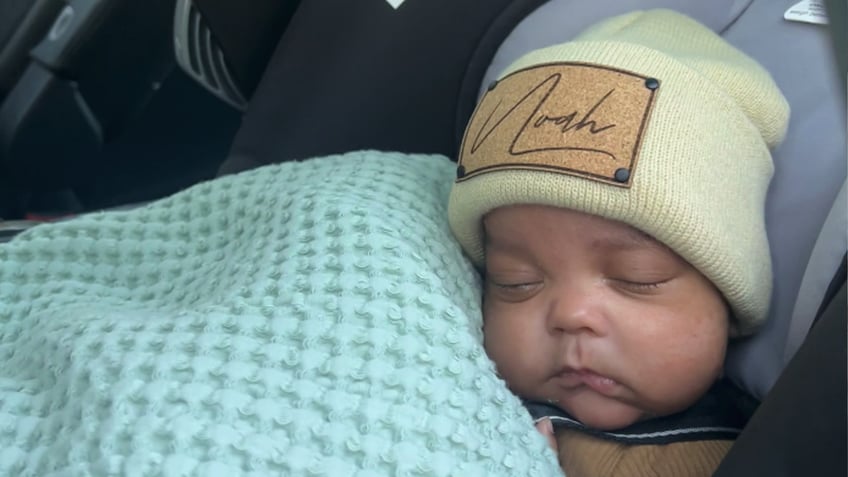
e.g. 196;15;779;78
545;284;608;336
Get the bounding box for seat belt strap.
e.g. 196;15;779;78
714;281;846;477
784;178;847;364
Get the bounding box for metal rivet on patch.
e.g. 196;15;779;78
456;165;466;179
614;168;631;183
487;80;498;92
644;78;659;90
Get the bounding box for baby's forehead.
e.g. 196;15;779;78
483;205;668;252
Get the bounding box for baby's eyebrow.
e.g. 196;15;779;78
482;230;529;259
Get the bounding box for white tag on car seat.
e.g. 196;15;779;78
385;0;406;9
784;0;829;25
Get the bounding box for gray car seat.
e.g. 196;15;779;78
480;1;846;474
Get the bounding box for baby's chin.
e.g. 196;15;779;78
564;401;650;431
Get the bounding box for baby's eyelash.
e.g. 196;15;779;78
616;279;668;290
487;278;545;294
492;282;539;290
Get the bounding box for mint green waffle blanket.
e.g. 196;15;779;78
0;152;562;476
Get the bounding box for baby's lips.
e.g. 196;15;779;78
554;368;620;396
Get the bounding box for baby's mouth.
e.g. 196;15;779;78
553;368;620;396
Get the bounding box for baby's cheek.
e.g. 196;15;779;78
483;320;535;386
482;321;511;366
641;340;726;414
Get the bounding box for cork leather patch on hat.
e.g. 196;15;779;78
457;62;659;187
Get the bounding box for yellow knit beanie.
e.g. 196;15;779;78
447;9;790;336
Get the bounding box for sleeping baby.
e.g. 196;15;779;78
447;9;788;477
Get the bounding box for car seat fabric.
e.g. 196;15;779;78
474;0;847;401
711;0;845;400
216;0;548;177
0;151;563;476
476;0;751;103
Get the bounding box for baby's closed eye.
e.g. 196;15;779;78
485;274;544;301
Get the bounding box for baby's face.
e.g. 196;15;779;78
482;205;728;431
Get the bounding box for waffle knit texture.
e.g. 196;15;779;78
448;9;790;335
0;151;562;477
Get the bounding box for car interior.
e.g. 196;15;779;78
0;0;845;475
